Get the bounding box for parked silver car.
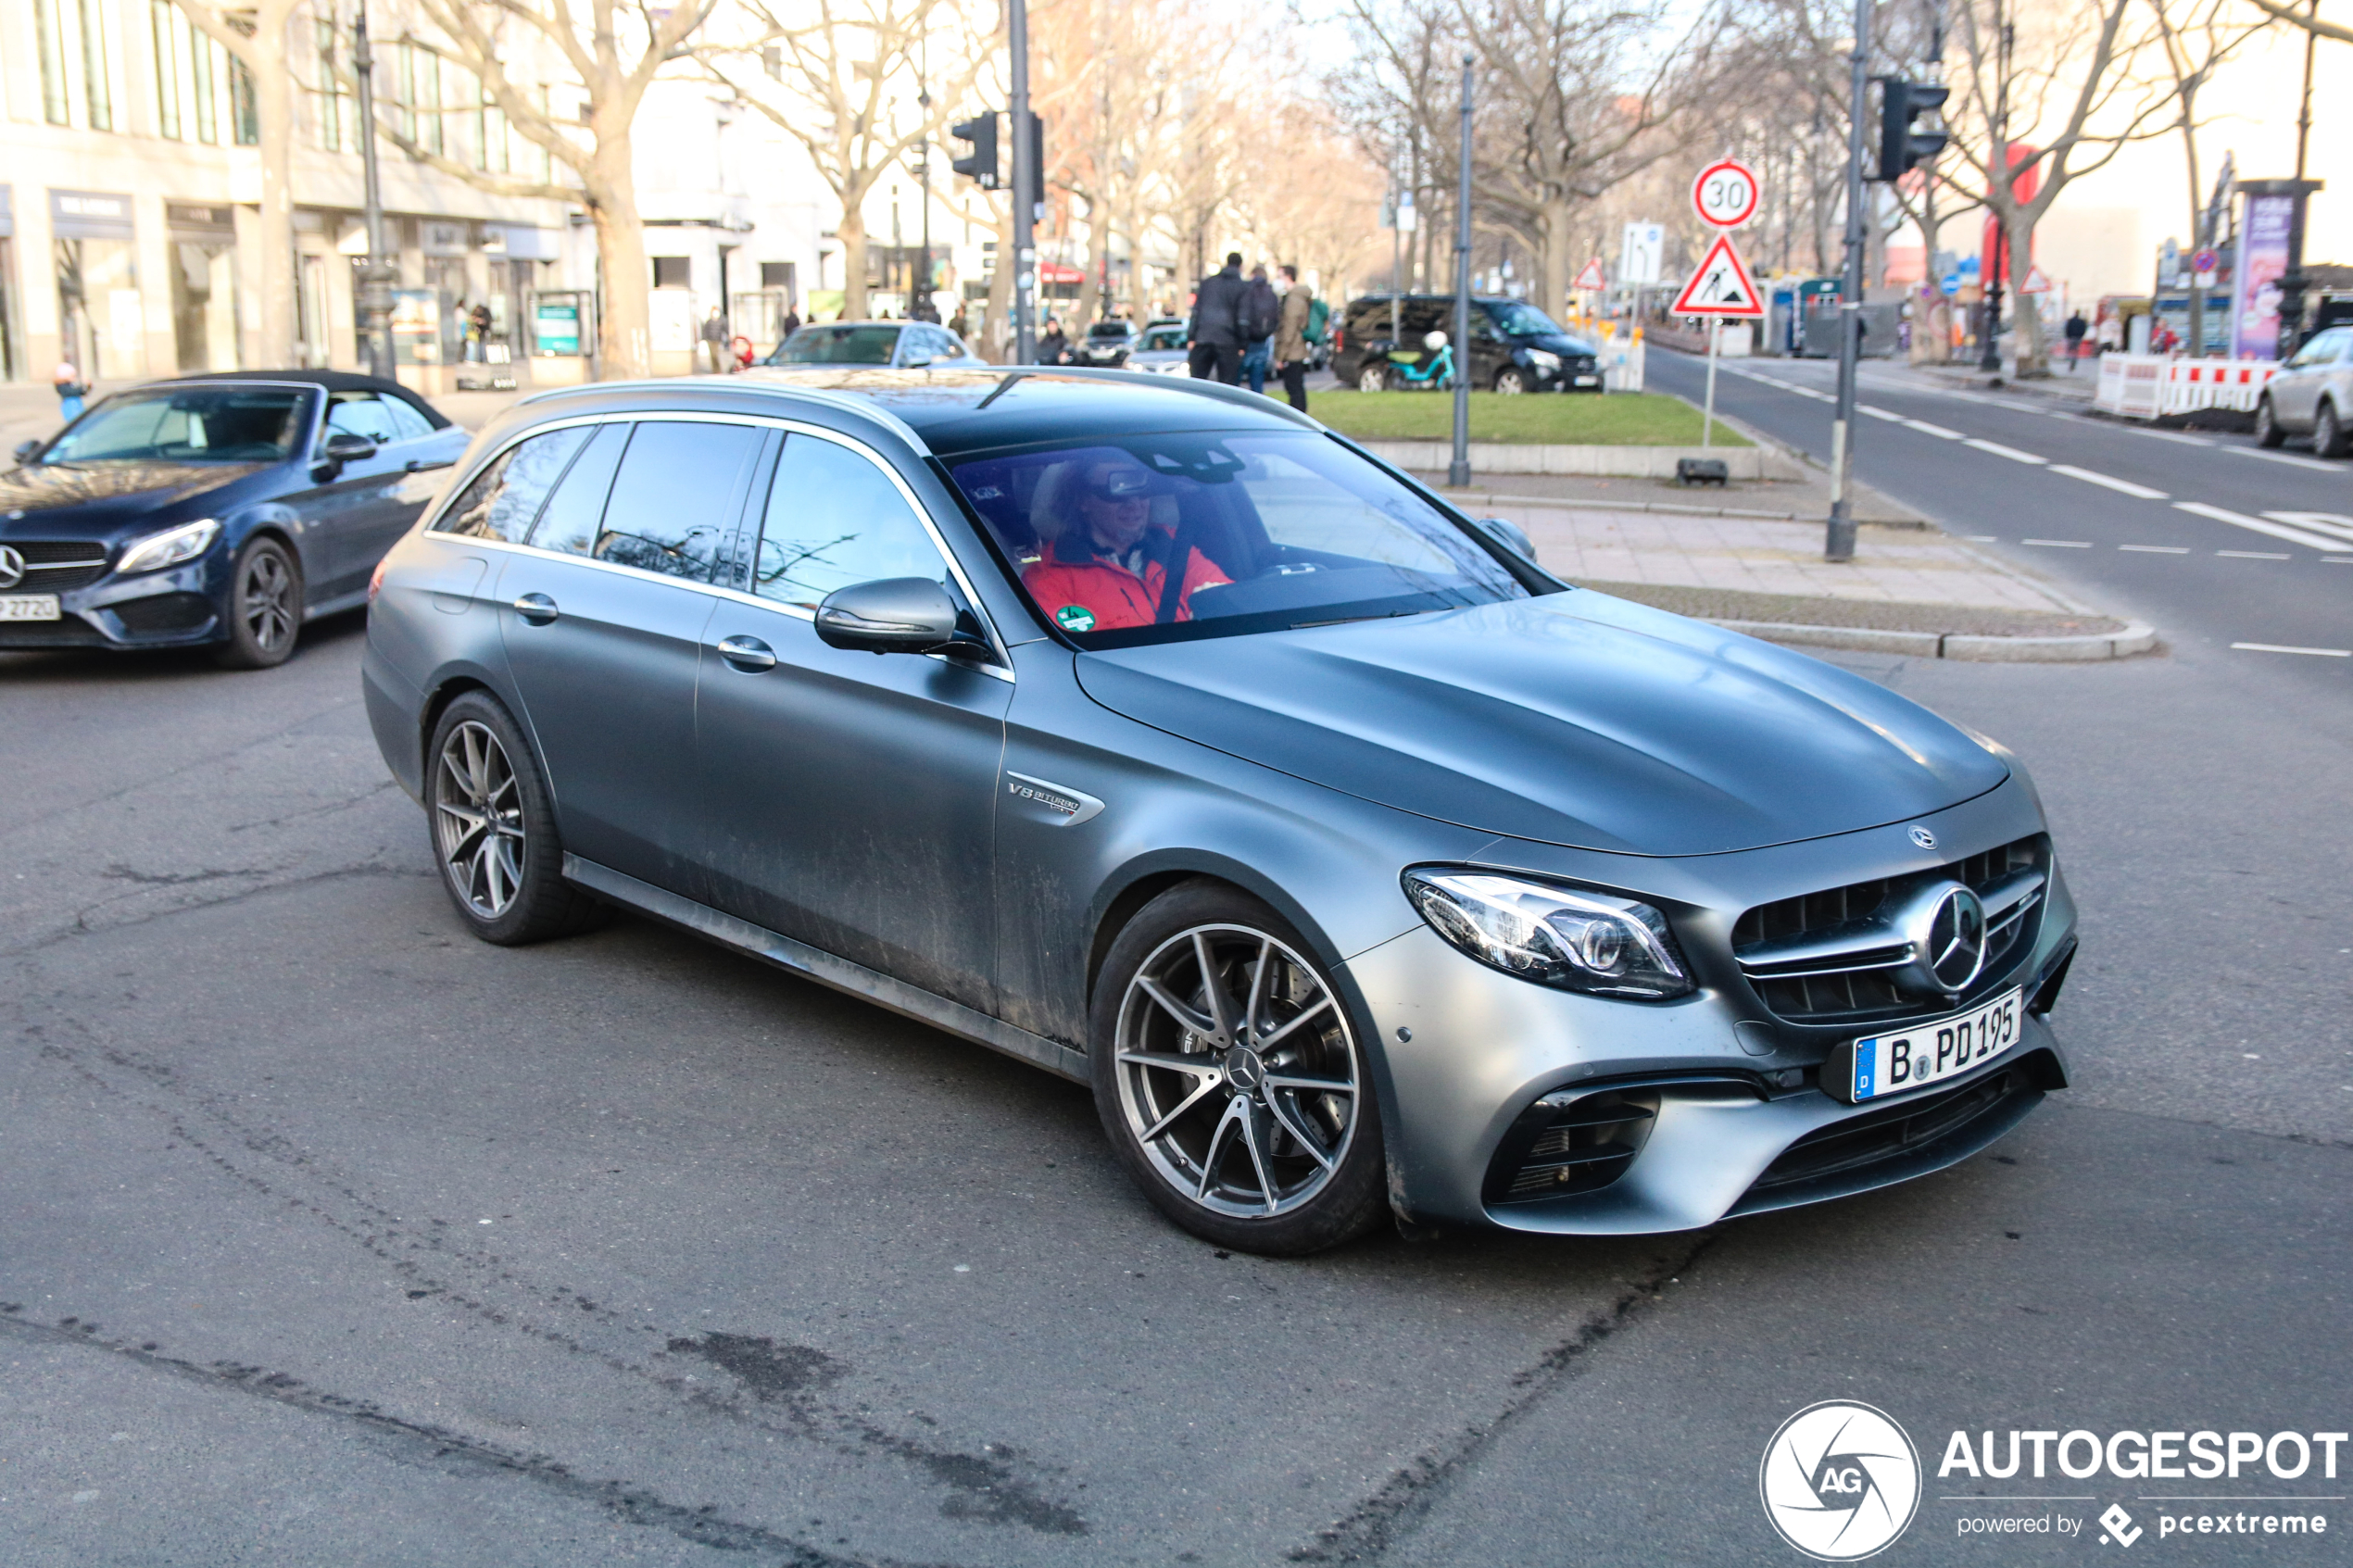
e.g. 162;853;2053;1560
2256;324;2351;458
362;367;2076;1255
1126;320;1192;376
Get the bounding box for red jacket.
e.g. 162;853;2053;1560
1022;533;1230;632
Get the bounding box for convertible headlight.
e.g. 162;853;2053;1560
1403;869;1692;999
117;518;220;575
1525;349;1561;370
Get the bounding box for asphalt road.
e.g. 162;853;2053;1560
4;602;2350;1564
1645;350;2353;693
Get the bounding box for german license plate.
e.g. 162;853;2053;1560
1574;374;1600;385
1842;989;2021;1103
0;595;60;621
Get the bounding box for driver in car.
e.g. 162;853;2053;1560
1021;457;1230;632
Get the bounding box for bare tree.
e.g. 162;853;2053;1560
2243;0;2352;41
398;0;717;378
173;0;306;364
2146;0;2269;353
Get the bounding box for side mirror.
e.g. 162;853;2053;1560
313;430;378;480
815;577;994;660
1476;516;1538;564
12;439;40;466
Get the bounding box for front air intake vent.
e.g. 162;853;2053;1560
1484;1088;1658;1205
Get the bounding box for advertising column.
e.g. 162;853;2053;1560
2229;191;2293;361
50;190;146;382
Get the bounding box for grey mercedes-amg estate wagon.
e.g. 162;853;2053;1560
362;366;2076;1254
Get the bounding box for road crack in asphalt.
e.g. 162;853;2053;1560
18;1020;1090;1540
1284;1235;1718;1564
0;1310;959;1568
3;860;430;957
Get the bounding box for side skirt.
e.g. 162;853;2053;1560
562;853;1088;1084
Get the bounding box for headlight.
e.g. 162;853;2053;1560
1403;869;1693;1000
1525;349;1561;370
116;518;221;575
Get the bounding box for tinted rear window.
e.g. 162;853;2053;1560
775;325;900;365
434;425;593;543
593;420;762;580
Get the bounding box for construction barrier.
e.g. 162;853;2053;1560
2095;354;2278;419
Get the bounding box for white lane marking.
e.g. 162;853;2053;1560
2023;538;2092;548
2047;464;2169;500
1858;405;1905;421
1964;533;1999;541
2216;550;2292;559
1963;438;2048;464
2119;544;2190;553
1904;419;1964;438
2232;642;2351;658
2172;501;2349;553
2226;446;2344;472
2328;557;2353;565
2265;511;2353;544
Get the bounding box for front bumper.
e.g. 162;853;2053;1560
0;558;221;650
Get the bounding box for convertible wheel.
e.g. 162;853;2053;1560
211;535;302;669
1357;364;1390;394
1494;367;1529;395
427;691;610;946
1092;883;1386;1254
2315;401;2347;460
2254;395;2285;448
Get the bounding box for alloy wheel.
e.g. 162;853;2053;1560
1358;366;1388;394
434;720;527;920
238;548;296;655
1496;369;1529;395
1113;923;1361;1219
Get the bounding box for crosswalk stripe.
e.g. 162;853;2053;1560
2172;501;2349;553
2048;464;2168;500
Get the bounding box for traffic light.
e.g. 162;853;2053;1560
1024;110;1044;213
950;115;999;189
1877;78;1949;182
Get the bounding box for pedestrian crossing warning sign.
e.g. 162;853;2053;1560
1572;257;1607;291
1670;233;1765;318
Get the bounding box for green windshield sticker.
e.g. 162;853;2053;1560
1054;605;1097;633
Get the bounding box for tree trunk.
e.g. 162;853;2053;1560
2009;212;2048;375
585;132;649;380
985;199;1014;361
252;40;297;367
1539;196;1571;319
1074;208;1107;327
839;210;871;320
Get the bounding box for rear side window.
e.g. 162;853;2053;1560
749;434;947;609
433;425;592;543
325;393;400;443
384;397;436;442
593;420;761;581
527;422;630;557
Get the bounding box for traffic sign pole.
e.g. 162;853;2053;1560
1686;162;1760;448
1671;232;1766;450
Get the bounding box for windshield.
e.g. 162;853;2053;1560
40;386;308;464
775;325;901;365
1088;322;1130;339
948;431;1533;648
1484;301;1572;340
1139;325;1185;350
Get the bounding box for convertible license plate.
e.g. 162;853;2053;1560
0;595;60;621
1843;989;2022;1103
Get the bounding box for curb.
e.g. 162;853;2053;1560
1443;492;1930;527
1714;619;2159;662
1361;439;1806;481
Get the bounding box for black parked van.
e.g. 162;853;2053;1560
1331;295;1602;395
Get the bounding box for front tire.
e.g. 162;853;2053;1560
2314;400;2347;459
2254;395;2286;448
426;691;609;946
211;534;302;669
1357;363;1390;394
1090;883;1387;1255
1494;367;1530;395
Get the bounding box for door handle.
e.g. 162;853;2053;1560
511;593;560;624
715;633;777;671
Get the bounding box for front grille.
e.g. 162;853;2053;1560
109;592;215;635
1750;1066;2029;1190
6;541;110;592
1733;835;2046;1022
1486;1088;1658;1205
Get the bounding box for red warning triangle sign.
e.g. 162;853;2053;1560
1670;233;1765;318
1572;257;1607;292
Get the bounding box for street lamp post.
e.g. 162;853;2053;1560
1826;0;1869;561
1977;4;2011;373
1447;54;1472;490
1009;0;1037;364
351;2;395;379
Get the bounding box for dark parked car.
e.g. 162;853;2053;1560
2;371;467;666
363;367;2076;1255
1333;295;1602;394
760;320;984;369
1074;319;1140;367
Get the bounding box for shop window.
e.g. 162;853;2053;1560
78;0;112;130
231;57;258;144
652;257;691;290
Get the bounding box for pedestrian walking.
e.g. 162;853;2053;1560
1239;265;1280;395
53;359;88;422
2062;310;2088;371
468;301;493;362
1038;317;1070;365
948;307;968;341
1274;265;1314;413
781;305;802;344
1187;253;1249;384
700;307;732;373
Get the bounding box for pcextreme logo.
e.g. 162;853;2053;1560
1761;1401;1923;1561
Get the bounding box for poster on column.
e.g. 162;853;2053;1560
2229;193;2291;361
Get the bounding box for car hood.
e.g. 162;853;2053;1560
0;461;271;539
1523;333;1595;358
1074;592;2009;856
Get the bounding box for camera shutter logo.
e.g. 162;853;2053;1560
0;546;24;591
1759;1401;1920;1560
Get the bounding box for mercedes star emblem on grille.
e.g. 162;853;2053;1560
0;545;25;590
1922;886;1988;992
1907;825;1937;850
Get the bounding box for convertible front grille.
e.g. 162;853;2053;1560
1732;835;2047;1022
6;541;110;592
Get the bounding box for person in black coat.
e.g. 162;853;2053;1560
1187;253;1249;384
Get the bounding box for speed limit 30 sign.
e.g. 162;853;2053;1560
1692;158;1760;230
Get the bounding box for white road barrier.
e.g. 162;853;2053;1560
2095;354;2279;419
